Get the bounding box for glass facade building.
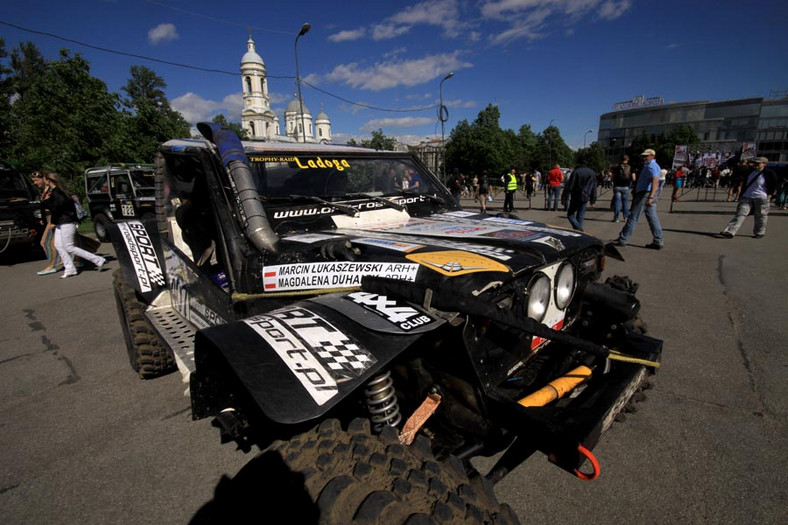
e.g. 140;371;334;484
598;96;788;164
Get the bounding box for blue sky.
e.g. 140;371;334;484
2;0;787;149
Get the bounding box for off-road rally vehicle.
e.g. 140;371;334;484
109;123;661;524
0;161;43;255
84;163;155;242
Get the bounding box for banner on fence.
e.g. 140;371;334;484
741;142;757;160
672;145;688;168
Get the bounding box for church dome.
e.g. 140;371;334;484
285;94;310;116
241;36;264;65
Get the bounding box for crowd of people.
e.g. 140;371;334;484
446;151;786;243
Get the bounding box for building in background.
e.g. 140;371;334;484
598;95;788;164
240;36;331;143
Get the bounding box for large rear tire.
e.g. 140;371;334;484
113;269;175;378
192;418;519;524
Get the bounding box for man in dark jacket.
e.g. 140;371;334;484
564;158;597;231
720;157;778;238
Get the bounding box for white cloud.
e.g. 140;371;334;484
372;23;412;40
171;92;244;125
147;23;179;45
328;28;366;42
361;117;434;131
481;0;632;44
322;52;472;91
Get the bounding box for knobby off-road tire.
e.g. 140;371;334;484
93;214;110;243
112;269;175;378
192;418;519;524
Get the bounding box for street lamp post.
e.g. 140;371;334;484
439;72;453;182
584;128;594;148
548;119;555;167
295;23;311;143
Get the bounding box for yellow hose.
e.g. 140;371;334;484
518;365;593;407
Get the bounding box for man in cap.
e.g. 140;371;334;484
613;148;664;249
719;157;777;238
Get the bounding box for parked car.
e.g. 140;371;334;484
0;161;43;255
84;164;155;242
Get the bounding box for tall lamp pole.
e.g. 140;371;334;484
548;118;555;167
439;72;454;182
295;23;311;143
584;128;594;148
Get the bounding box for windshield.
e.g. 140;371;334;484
247;154;440;200
130;170;155;197
0;172;34;200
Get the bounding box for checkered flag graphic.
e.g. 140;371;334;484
315;340;372;378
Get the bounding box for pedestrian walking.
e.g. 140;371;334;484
613;149;664;249
564;156;597;231
611;155;634;222
719;157;777;239
448;168;463;205
478;172;490;213
546;165;563;211
41;171;107;278
502;167;518;212
30;171;61;275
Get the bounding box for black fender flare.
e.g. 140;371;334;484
107;218;168;303
190;290;446;424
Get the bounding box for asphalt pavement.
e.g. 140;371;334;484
1;193;786;524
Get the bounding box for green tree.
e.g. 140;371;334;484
362;129;397;151
445;104;515;182
574;142;608;174
212;113;249;140
539;125;573;171
121;65;190;162
8;47;121;192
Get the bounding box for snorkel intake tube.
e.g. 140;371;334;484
197;122;279;253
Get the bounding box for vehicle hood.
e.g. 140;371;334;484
261;208;600;295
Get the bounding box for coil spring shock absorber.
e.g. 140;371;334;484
365;370;401;432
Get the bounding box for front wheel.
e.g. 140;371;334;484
113;269;175;378
192;418;519;524
93;214;111;243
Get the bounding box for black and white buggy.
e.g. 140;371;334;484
110;123;662;524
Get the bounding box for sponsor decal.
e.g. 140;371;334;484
283;233;340;243
406;250;510;276
245;307;375;405
118;221;165;292
346;292;437;332
483;229;541;241
335;231;515;261
435;211;479;218
273;206;335;220
353;238;424;253
262;261;419;291
248;156;351;171
483;218;582;237
533;236;566;251
531;318;565;350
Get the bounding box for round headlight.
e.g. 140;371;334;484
554;263;576;310
526;273;551;322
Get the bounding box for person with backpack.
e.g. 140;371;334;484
611;154;634;222
564;156;598;231
41;171;107;278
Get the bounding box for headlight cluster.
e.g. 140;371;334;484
526;262;576;322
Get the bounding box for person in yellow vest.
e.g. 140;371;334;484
502;167;518;212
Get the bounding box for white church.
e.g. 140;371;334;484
240;36;332;143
